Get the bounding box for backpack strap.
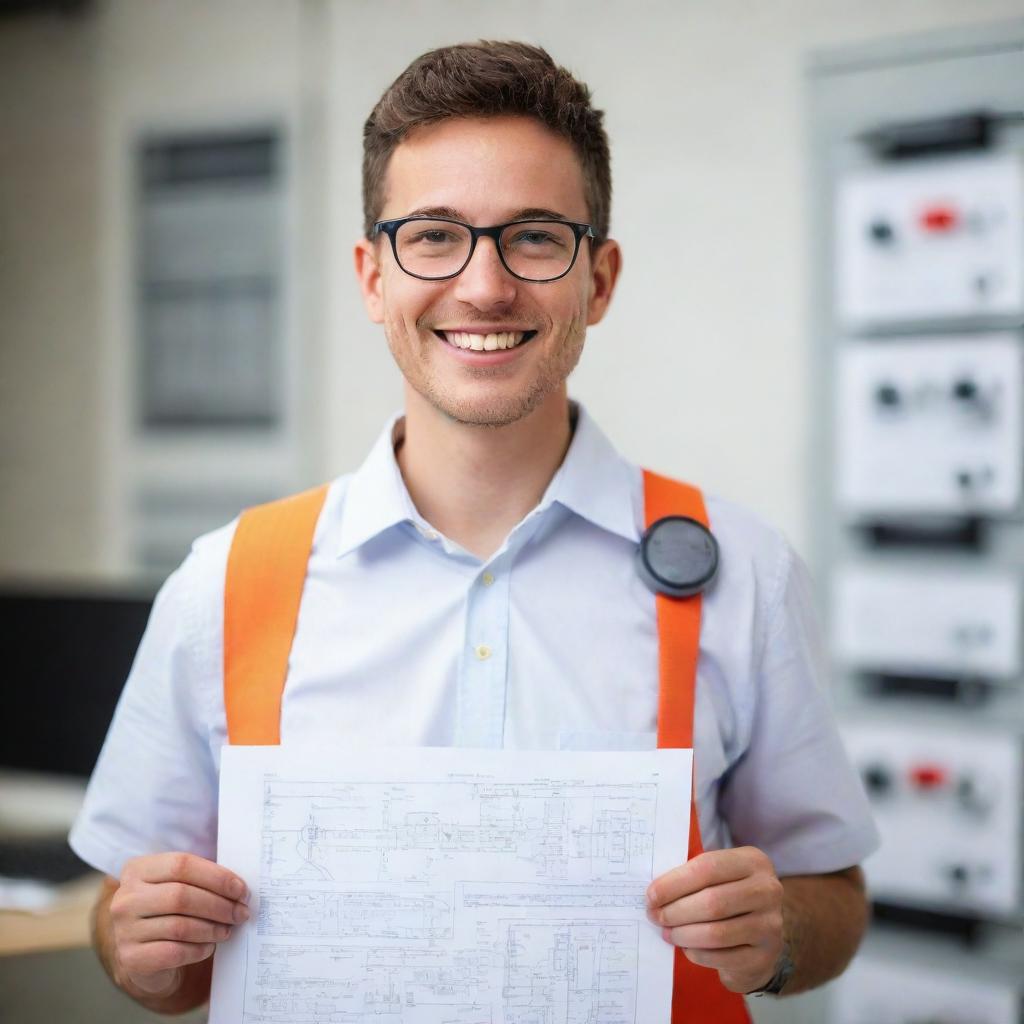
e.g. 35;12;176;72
645;469;704;759
223;484;330;745
643;469;752;1024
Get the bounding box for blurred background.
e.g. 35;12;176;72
1;1;1023;1021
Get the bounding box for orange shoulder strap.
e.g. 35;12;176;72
223;483;330;745
645;469;704;757
643;469;752;1024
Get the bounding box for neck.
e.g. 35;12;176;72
395;387;574;560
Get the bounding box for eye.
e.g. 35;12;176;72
512;230;560;246
409;229;458;244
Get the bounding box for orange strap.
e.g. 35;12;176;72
223;484;329;745
223;473;750;1021
643;469;752;1024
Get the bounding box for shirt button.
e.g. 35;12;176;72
475;644;492;660
481;572;495;587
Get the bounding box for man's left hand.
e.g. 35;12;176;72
646;846;785;994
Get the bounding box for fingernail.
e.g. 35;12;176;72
234;903;250;924
229;879;244;900
661;927;672;943
645;885;656;905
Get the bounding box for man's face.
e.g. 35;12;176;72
354;115;620;427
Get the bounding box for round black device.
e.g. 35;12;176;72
636;516;719;598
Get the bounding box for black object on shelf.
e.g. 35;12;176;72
0;835;93;885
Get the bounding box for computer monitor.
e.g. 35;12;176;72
1;587;155;779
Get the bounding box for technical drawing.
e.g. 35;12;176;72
210;747;688;1024
502;920;638;1024
261;780;657;886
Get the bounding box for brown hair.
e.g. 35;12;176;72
362;41;611;242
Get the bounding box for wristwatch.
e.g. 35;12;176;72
747;943;795;997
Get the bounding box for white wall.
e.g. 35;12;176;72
3;0;1023;576
0;12;101;578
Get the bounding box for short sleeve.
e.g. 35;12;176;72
716;543;880;876
68;528;231;878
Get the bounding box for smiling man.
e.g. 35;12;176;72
71;42;878;1019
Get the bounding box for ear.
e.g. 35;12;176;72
354;237;385;324
585;238;622;326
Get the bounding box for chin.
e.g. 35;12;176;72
426;382;552;428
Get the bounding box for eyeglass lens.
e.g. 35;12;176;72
394;220;578;281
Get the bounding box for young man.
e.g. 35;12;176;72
72;42;877;1017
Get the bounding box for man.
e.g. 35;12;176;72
71;41;877;1017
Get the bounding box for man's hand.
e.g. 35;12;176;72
646;846;784;994
96;852;250;1010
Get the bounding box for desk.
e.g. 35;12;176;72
0;873;101;957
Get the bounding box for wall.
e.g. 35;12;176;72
0;12;101;578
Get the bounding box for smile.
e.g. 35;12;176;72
434;330;538;351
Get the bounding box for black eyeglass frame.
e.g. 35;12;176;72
371;216;596;283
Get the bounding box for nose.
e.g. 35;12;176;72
452;235;518;309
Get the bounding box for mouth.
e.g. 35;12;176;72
433;329;538;352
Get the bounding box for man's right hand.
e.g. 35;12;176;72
100;852;250;1005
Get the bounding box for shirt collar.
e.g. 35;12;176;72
336;402;641;560
335;412;417;558
538;402;641;545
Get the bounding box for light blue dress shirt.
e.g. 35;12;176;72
71;404;878;879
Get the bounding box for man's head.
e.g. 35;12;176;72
354;42;621;429
361;41;611;245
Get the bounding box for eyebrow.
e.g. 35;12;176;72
403;205;573;222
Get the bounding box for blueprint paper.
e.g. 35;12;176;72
209;745;692;1024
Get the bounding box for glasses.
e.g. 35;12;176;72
372;216;595;283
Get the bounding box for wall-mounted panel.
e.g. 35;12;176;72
832;945;1022;1024
843;720;1022;916
836;335;1023;517
832;565;1021;681
836;154;1024;328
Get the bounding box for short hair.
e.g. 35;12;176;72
362;41;611;243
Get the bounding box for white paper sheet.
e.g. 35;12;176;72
210;745;692;1023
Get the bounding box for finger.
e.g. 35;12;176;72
681;944;755;970
135;914;234;945
141;882;250;927
647;849;757;907
653;875;780;927
664;911;770;949
128;853;248;902
120;940;216;977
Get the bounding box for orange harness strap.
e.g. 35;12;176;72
644;469;752;1024
223;484;330;745
223;473;750;1021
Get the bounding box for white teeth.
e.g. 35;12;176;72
442;331;527;351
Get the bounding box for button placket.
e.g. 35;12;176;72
455;559;510;749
